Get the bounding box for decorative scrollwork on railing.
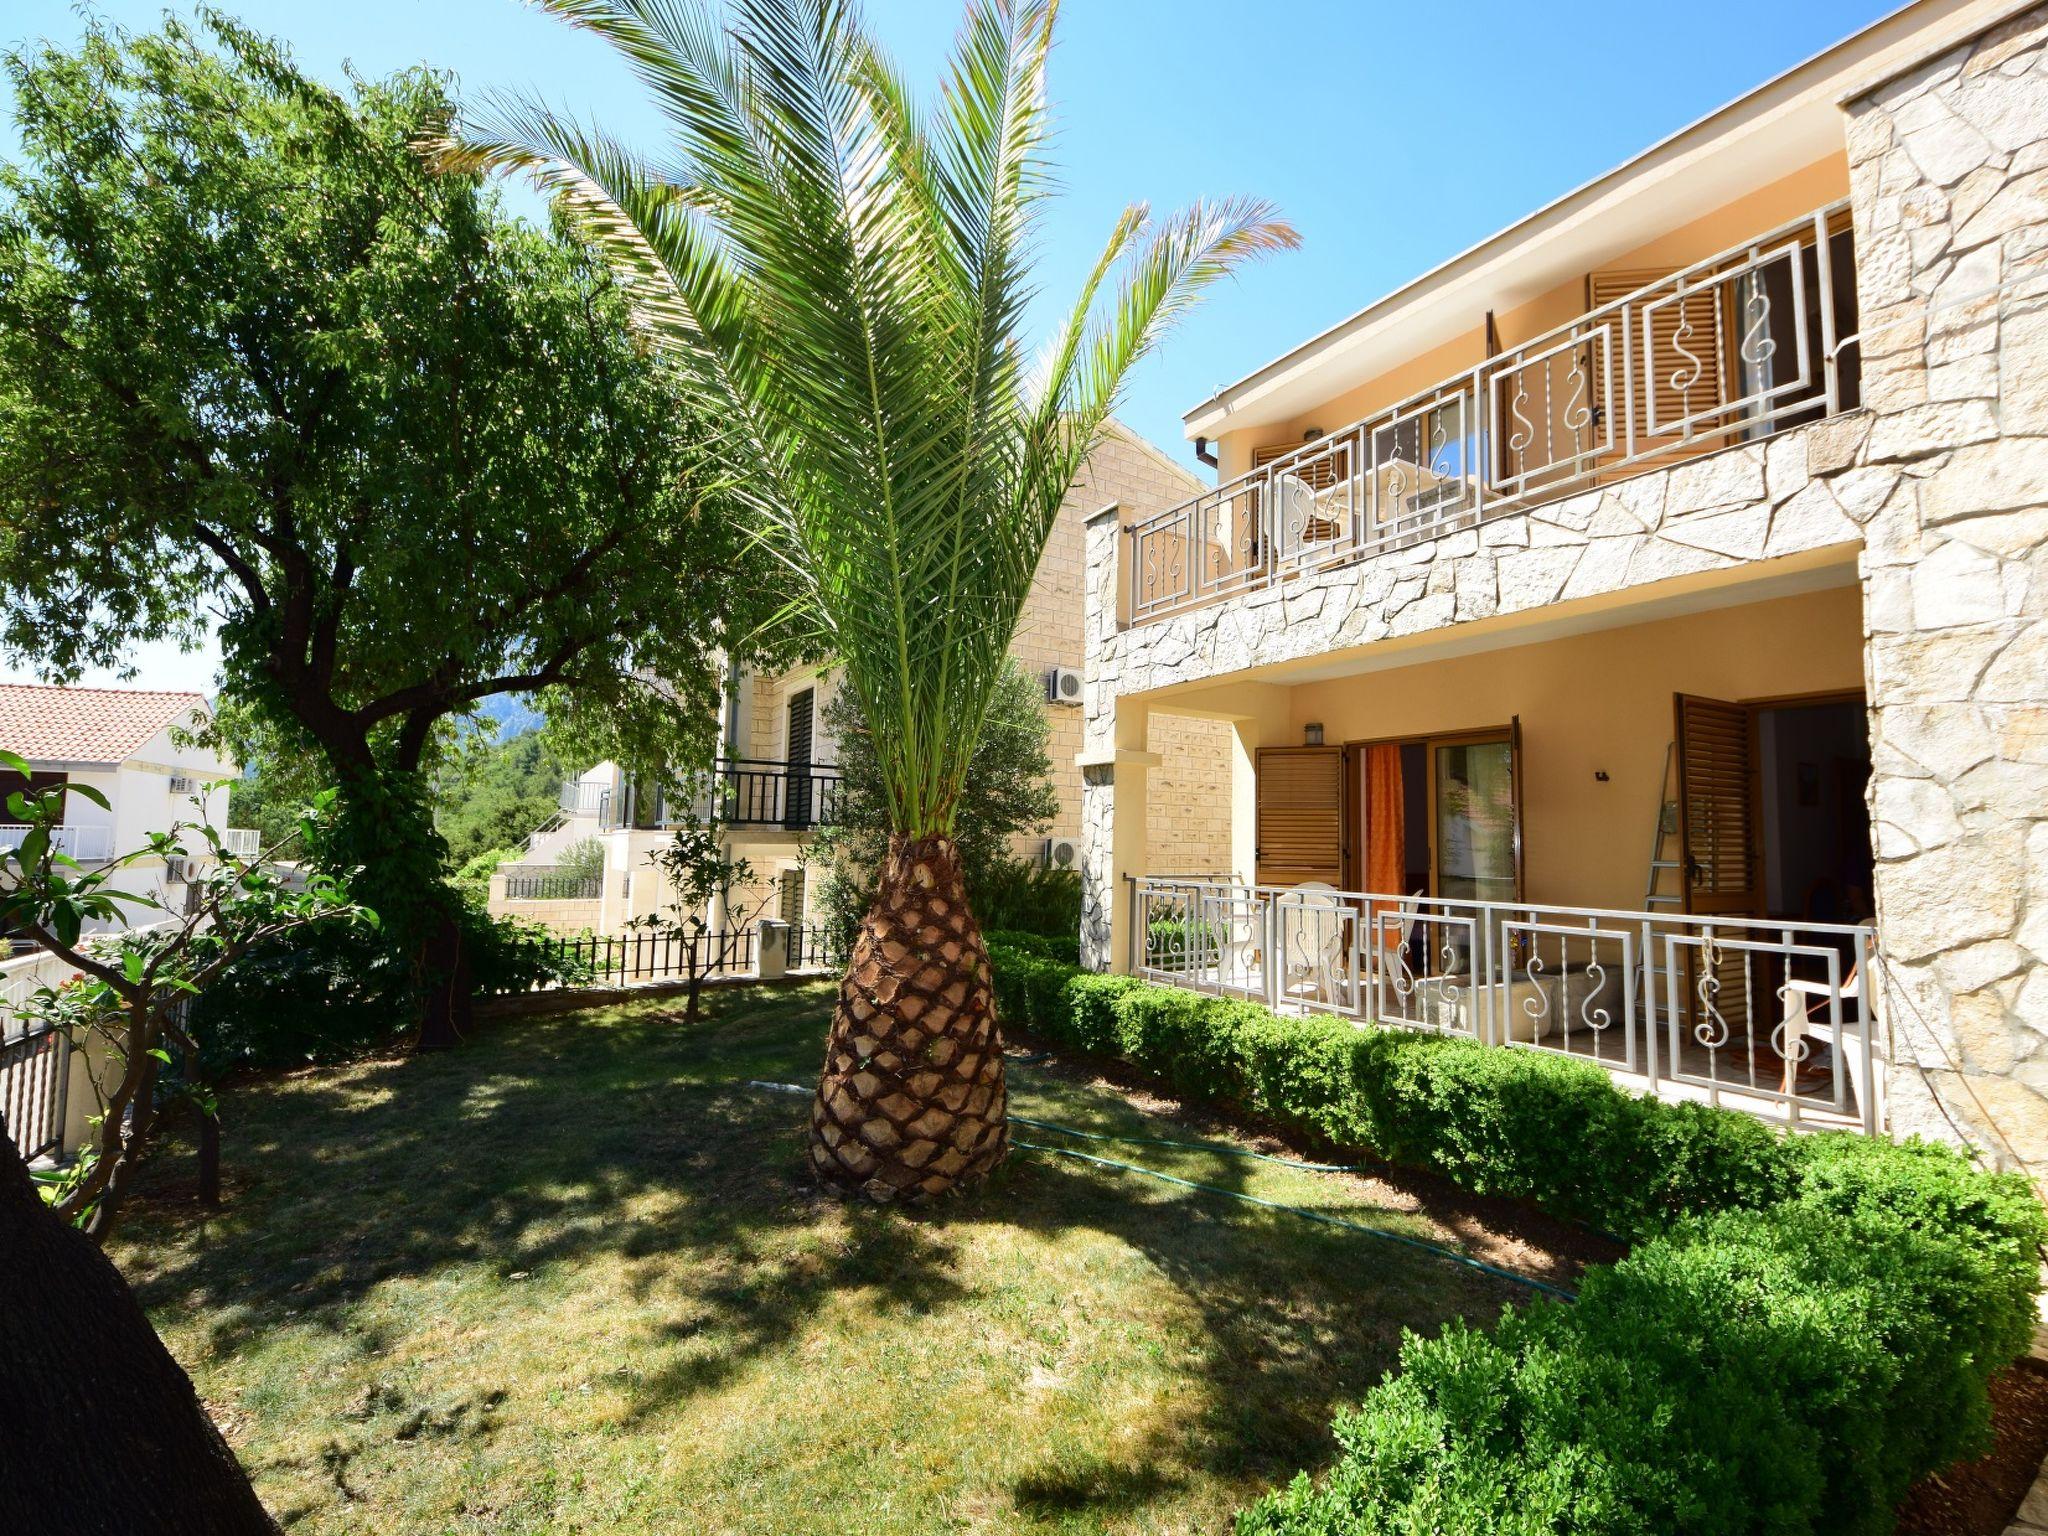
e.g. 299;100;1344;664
1507;376;1536;455
1693;934;1730;1051
1578;948;1613;1034
1739;275;1778;368
1669;302;1705;403
1381;923;1418;1002
1770;978;1811;1076
1562;350;1593;448
1428;409;1454;487
1521;944;1550;1028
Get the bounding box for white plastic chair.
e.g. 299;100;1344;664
1281;882;1349;1005
1777;964;1865;1107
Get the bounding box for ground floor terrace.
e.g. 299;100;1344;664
1091;562;1896;1133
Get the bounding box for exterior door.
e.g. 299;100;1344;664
1429;731;1521;904
784;689;815;829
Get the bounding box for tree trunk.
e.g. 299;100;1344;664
0;1134;279;1534
809;835;1006;1201
415;908;472;1052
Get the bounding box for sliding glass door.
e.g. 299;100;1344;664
1433;737;1519;903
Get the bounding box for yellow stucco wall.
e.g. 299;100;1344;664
1205;581;1869;914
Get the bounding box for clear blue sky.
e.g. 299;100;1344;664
1;0;1896;689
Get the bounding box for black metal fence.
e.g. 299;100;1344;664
790;923;846;970
504;873;604;901
1;1022;67;1162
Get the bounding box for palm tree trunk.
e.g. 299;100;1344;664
0;1134;279;1534
810;834;1007;1201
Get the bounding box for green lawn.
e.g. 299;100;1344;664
113;985;1538;1535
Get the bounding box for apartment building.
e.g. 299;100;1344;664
498;422;1236;938
1079;0;2048;1165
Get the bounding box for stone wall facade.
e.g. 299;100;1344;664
1844;4;2048;1165
1081;4;2048;1171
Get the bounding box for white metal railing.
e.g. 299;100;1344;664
1134;876;1877;1132
220;827;261;858
1130;200;1857;624
0;824;115;862
559;779;613;818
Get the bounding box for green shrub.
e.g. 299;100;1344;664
978;946;2047;1536
973;859;1082;936
983;929;1080;966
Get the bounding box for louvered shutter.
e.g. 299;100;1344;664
1588;271;1730;463
1673;694;1756;917
1256;747;1343;887
1254;440;1347;491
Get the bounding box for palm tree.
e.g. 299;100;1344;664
455;0;1294;1201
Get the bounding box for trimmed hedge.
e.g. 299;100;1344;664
982;929;1080;967
982;940;2047;1536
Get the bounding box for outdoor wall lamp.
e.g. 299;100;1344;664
1304;723;1325;746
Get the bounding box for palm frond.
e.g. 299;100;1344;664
466;0;1294;835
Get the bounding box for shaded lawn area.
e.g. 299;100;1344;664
112;984;1550;1535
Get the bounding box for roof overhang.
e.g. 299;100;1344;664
1182;0;2027;442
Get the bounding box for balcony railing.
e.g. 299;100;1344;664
610;759;845;832
559;780;613;818
1130;199;1859;625
0;824;114;862
1135;876;1877;1132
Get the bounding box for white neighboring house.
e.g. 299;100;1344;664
0;683;255;934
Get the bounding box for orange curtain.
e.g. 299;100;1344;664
1364;744;1406;896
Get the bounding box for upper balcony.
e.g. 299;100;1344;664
1127;200;1860;628
601;758;845;834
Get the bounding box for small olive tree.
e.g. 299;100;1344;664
0;754;368;1239
633;805;769;1025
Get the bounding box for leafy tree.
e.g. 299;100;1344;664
811;659;1056;946
464;0;1292;1199
633;815;767;1024
555;836;606;881
433;727;573;870
0;755;367;1239
0;12;784;1044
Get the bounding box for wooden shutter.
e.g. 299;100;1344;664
1673;694;1757;917
1254;440;1347;491
784;688;815;828
1588;270;1729;460
1256;746;1343;887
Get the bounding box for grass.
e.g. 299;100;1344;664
113;984;1534;1535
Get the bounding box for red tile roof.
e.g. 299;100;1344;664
0;684;210;765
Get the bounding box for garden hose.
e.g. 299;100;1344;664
1008;1112;1365;1173
743;1080;1576;1302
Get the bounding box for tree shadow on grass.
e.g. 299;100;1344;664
116;985;1542;1527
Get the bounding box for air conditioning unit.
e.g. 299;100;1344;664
168;775;196;796
1042;836;1080;870
1044;666;1083;706
164;856;192;884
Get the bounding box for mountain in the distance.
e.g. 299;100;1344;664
475;693;545;738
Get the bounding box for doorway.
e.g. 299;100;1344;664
1341;724;1523;903
1756;697;1873;924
